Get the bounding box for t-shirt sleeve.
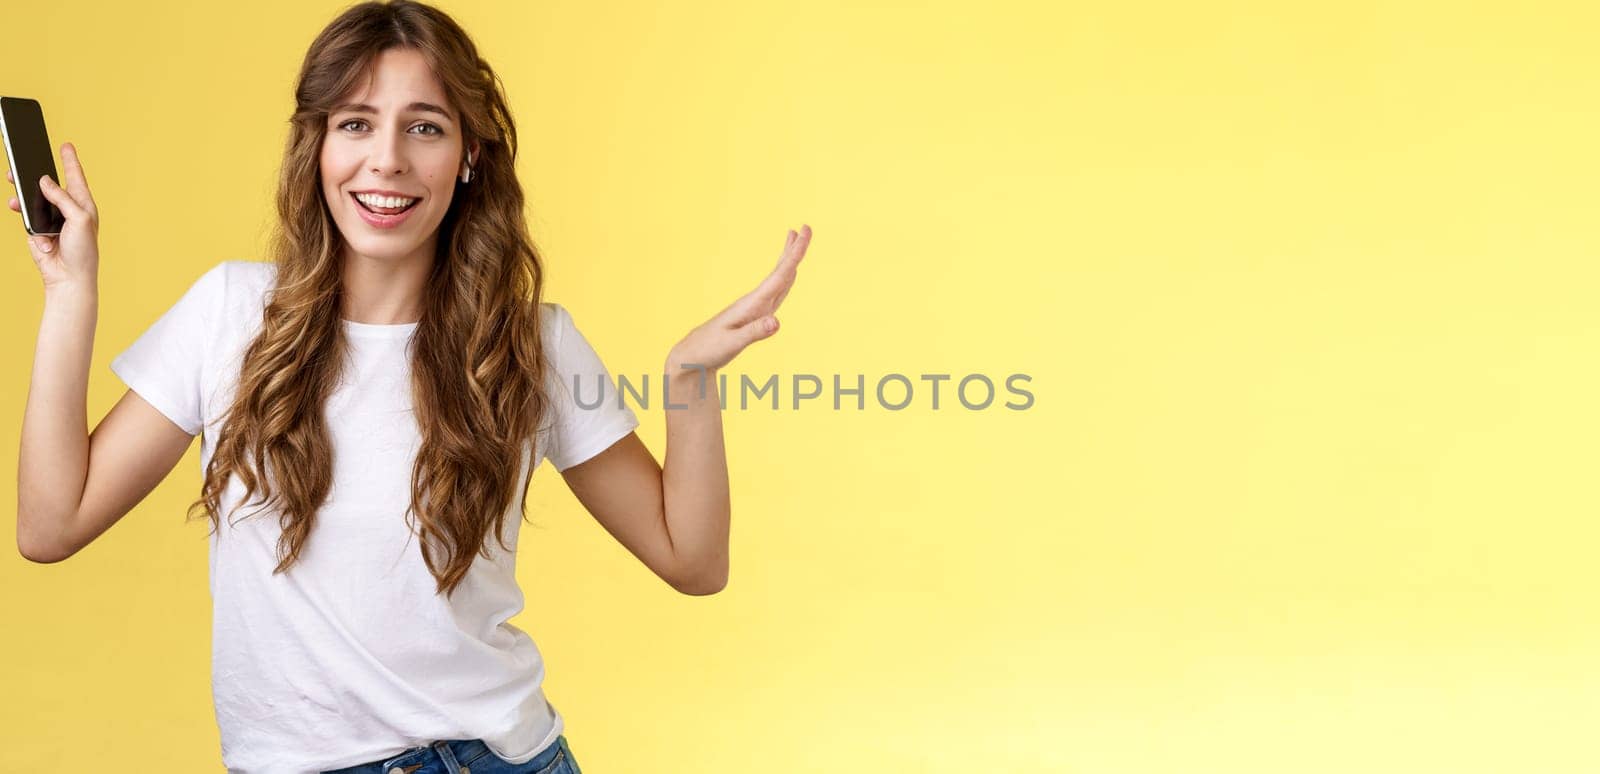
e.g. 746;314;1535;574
543;302;640;472
109;262;228;436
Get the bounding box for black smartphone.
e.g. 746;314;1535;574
0;96;66;236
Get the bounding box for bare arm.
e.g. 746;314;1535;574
558;225;811;595
19;382;195;562
658;363;730;593
556;376;729;597
11;143;195;562
15;282;95;561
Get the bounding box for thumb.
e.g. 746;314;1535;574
740;314;778;345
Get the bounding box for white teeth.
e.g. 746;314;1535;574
354;193;418;209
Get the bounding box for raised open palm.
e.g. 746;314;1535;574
666;224;812;375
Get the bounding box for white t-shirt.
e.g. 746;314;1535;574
109;260;639;774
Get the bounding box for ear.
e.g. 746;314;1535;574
467;139;481;165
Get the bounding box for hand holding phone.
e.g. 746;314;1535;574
1;97;100;290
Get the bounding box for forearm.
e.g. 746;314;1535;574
660;361;730;593
17;283;97;555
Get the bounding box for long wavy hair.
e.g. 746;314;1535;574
185;0;553;597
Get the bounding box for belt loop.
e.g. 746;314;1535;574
433;740;466;774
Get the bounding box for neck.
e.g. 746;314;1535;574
338;239;435;324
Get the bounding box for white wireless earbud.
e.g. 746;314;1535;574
460;151;476;183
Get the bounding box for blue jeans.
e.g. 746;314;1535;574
322;735;581;774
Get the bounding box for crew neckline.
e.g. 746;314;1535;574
340;318;419;339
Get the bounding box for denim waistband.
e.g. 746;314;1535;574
322;735;566;774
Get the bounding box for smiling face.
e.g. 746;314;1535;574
320;47;470;266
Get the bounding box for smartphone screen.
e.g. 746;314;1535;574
0;96;66;236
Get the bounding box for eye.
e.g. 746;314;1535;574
333;119;443;135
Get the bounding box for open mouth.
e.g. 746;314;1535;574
350;192;421;216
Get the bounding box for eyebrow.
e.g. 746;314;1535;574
332;101;455;122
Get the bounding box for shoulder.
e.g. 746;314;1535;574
181;260;274;305
535;300;570;328
180;261;277;354
188;259;273;286
535;301;576;347
209;260;277;317
216;260;278;295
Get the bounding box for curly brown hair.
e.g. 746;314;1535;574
187;0;553;597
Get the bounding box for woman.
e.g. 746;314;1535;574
12;1;811;772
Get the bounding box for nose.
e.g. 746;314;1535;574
368;125;408;176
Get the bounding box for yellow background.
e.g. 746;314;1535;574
3;0;1599;771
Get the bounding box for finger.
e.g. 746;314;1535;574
764;225;810;286
36;175;88;221
773;271;797;310
748;253;799;308
29;234;58;255
60;142;96;212
771;225;810;308
790;223;811;262
709;226;811;328
719;270;789;328
717;282;790;334
737;313;779;346
725;239;804;322
774;223;806;292
776;227;804;267
8;196;18;212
